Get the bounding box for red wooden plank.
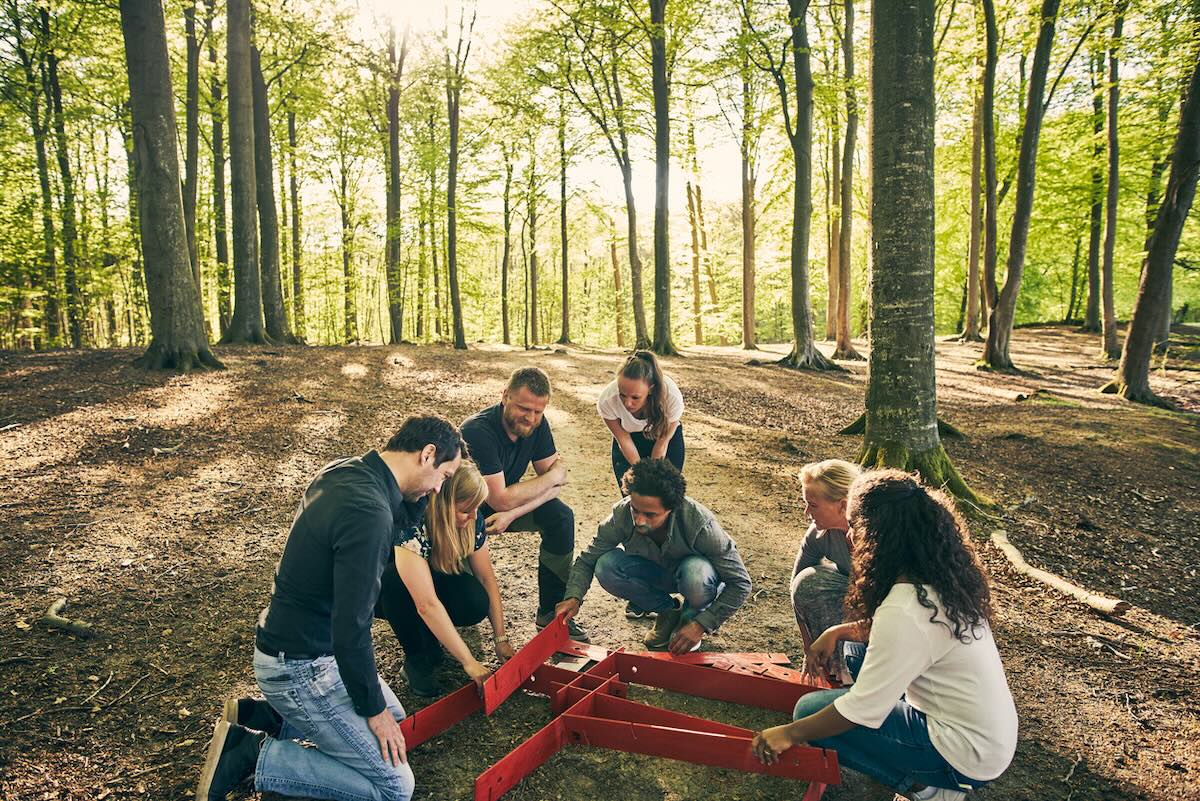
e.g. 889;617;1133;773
473;718;567;801
399;682;482;750
556;640;613;662
561;715;840;784
628;651;793;666
526;663;629;702
801;781;830;801
583;691;752;737
481;613;569;715
613;652;817;713
552;652;622;714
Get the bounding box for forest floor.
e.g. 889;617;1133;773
0;325;1198;801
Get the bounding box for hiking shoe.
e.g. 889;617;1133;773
195;721;262;801
535;611;591;643
625;601;655;620
399;661;442;698
222;696;282;738
643;601;683;651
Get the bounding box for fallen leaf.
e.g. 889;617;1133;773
15;620;29;630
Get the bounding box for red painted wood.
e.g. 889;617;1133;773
481;612;569;714
399;682;481;750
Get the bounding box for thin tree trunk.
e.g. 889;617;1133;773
982;0;1060;369
863;0;975;499
835;0;863;361
1099;1;1126;360
740;22;758;351
649;0;677;355
205;0;230;337
43;8;83;348
1102;52;1199;404
558;94;571;344
118;0;222;370
251;45;292;343
288;109;303;339
528;137;539;345
611;234;625;347
501;150;512;345
445;49;467;350
827;97;840;342
417;186;427;339
981;0;999;316
337;163;357;343
962;62;984;341
687;180;702;345
221;0;267;343
1065;235;1082;322
386;25;408;345
688;123;721;345
183;0;200;287
1083;51;1104;333
120;115;149;345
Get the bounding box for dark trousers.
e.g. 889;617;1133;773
375;563;489;666
611;424;686;487
482;497;574;616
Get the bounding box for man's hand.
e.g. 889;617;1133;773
554;598;581;621
548;456;569;486
367;708;407;766
485;510;515;535
752;723;797;765
464;659;492;693
494;637;515;663
668;620;704;655
803;628;839;681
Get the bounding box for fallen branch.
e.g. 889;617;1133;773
991;530;1131;617
0;656;49;668
42;598;96;638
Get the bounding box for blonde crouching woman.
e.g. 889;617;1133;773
792;459;862;680
375;462;514;698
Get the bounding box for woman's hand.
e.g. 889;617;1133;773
751;723;796;765
803;628;840;681
494;637;515;663
464;659;492;693
485;510;515;535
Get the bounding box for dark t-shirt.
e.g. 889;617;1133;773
461;403;556;487
255;450;426;718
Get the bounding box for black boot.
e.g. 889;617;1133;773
222;696;282;738
400;648;443;698
195;721;263;801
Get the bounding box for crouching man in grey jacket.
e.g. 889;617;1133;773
555;459;751;654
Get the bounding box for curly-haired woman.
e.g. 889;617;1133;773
752;470;1018;801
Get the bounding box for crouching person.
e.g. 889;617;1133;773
195;415;466;801
556;459;751;654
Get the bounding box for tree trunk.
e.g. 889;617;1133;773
1101;52;1199;404
251;46;293;343
287;109;303;339
611;235;625;347
44;9;84;349
501;151;512;345
864;0;975;499
385;25;408;345
962;66;984;341
118;0;222;370
417;186;427;339
828;101;841;342
981;0;999;317
1064;235;1082;322
120;115;149;345
183;0;200;288
740;26;758;350
620;162;650;349
781;0;837;371
649;0;677;355
558;95;571;345
1083;51;1104;333
687;181;703;345
337;164;357;343
221;0;267;343
835;0;863;361
528;139;539;346
205;0;231;337
982;0;1060;369
445;59;467;350
1099;1;1126;360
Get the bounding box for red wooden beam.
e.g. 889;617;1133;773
399;682;481;750
481;612;569;714
612;652;816;713
473;718;567;801
628;651;794;666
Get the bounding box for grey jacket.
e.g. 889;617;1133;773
564;495;752;633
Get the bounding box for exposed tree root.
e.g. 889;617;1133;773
991;530;1131;616
42;598;95;638
839;414;865;435
833;345;865;361
839;413;965;439
650;339;681;357
775;345;843;372
1098;379;1176;409
219;327;273;346
133;342;224;372
858;441;989;505
956;332;984;343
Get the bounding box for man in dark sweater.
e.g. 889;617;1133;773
461;367;588;641
195;415;465;801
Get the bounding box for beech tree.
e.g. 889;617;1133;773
117;0;221;370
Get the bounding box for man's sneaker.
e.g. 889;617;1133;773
643;601;683;651
399;660;442;698
898;787;968;801
624;601;655;620
194;720;262;801
221;696;282;738
535;611;591;643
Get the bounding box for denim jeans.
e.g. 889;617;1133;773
593;548;722;617
792;642;986;793
253;648;415;801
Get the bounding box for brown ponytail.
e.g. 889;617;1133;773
618;350;668;440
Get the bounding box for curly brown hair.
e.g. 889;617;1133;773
843;469;994;642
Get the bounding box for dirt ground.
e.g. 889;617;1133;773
0;325;1197;801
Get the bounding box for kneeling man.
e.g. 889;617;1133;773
556;459;751;654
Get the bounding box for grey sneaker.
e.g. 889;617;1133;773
535;611;591;642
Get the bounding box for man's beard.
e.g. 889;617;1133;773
633;524;651;536
503;410;533;437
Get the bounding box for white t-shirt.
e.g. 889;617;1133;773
596;375;685;434
833;583;1018;782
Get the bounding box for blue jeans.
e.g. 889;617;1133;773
792;642;986;793
594;549;721;617
253;648;415;801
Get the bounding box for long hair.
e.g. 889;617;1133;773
799;459;861;502
619;350;668;440
844;469;993;642
425;462;489;574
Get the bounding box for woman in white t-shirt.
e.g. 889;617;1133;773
752;470;1018;801
596;350;685;489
